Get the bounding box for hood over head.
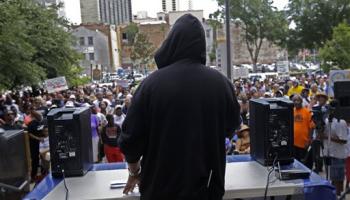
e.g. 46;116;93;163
154;14;206;69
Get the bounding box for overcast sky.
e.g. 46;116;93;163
64;0;289;24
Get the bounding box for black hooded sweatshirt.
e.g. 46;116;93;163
119;14;240;200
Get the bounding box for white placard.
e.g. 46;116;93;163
276;61;289;73
116;79;129;88
233;67;249;79
45;76;68;93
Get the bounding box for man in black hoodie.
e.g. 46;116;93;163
119;14;240;200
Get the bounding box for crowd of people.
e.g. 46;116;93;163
0;83;135;183
0;71;349;196
230;73;350;196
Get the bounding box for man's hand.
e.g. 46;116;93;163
123;174;140;194
123;161;141;194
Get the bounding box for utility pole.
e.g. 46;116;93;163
225;0;232;81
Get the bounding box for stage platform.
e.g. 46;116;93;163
24;155;336;200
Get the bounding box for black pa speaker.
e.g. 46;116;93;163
249;98;294;166
334;81;350;121
47;107;93;178
0;129;29;200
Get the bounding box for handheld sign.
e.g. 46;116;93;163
45;76;68;93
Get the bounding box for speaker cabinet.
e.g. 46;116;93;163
249;98;294;166
47;107;93;178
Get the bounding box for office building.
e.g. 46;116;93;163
34;0;66;18
72;24;121;75
162;0;179;12
80;0;132;25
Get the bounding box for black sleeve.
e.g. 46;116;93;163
27;120;38;135
226;81;241;138
101;126;106;144
118;83;148;163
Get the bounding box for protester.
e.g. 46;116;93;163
287;80;304;96
101;114;124;163
292;95;313;169
239;94;249;125
301;88;311;108
27;110;45;182
114;105;125;128
119;14;241;199
122;94;132;115
321;101;348;196
90;105;100;163
234;125;250;154
0;108;22;130
345;120;350;190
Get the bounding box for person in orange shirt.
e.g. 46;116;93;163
293;95;314;169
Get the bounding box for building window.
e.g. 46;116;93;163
89;53;95;61
158;16;163;20
88;37;94;46
79;37;85;46
122;33;127;40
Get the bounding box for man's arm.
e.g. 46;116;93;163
331;120;348;144
226;81;241;138
123;161;141;194
118;84;148;163
330;136;347;144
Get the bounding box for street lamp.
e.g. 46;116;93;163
225;0;232;81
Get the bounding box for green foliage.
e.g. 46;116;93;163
319;23;350;72
0;0;81;90
209;51;216;63
287;0;350;50
216;0;288;71
207;17;221;64
124;23;139;45
130;32;155;70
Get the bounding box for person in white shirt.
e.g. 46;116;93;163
301;88;310;108
321;116;348;196
93;91;111;107
114;105;125;128
345;121;350;189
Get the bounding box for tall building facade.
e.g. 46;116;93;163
162;0;179;12
80;0;132;25
34;0;66;18
72;24;121;75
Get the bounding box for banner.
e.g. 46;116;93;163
328;70;350;97
45;76;68;93
116;79;129;88
233;67;249;79
92;68;102;81
276;61;289;73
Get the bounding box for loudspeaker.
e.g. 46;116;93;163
249;98;294;166
0;129;29;200
334;81;350;121
47;107;93;178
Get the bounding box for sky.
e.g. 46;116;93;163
63;0;289;24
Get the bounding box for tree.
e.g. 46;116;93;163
319;23;350;71
0;0;81;90
124;22;139;45
207;16;222;65
287;0;350;51
130;32;155;72
215;0;288;72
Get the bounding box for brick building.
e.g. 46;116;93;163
118;22;170;70
72;24;121;75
